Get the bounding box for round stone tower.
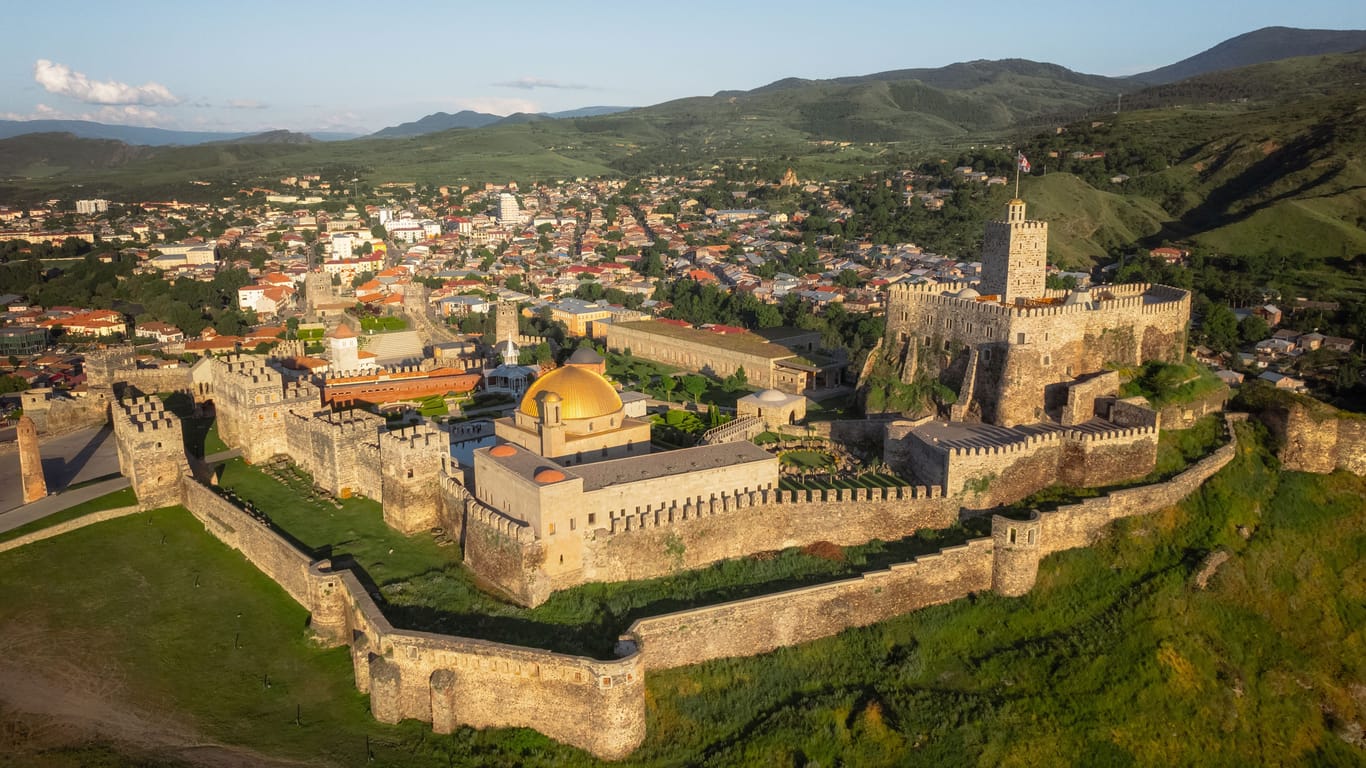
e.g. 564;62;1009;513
991;511;1044;596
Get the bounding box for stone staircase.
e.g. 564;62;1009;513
702;416;764;445
362;330;424;366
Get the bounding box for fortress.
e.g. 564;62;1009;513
882;199;1190;427
66;198;1224;759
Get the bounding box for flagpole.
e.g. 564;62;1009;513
1014;162;1020;199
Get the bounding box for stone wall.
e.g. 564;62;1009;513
627;537;995;670
112;396;189;509
0;504;139;554
582;486;957;587
883;281;1190;427
181;475;644;760
184;479;314;603
622;415;1242;672
604;322;786;390
1156;384;1230;430
1259;400;1366;475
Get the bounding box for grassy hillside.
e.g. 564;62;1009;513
1;423;1362;766
1023;173;1169;266
0;132;154;178
1017;51;1366;280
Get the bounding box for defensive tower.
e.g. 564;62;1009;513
980;199;1047;304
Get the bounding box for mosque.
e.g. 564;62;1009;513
464;352;781;605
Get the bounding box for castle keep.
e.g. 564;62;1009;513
883;199;1190;427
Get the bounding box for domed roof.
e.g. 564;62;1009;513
955;287;981;299
566;346;604;366
533;468;566;484
518;365;622;420
489;444;516;457
757;388;789;403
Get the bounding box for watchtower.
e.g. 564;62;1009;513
979;199;1047;304
990;511;1043;596
112;395;189;508
380;422;452;533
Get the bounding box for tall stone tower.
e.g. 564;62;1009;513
979;199;1047;304
17;415;46;503
495;301;518;344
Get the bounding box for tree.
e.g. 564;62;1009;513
1238;315;1270;345
658;374;678;402
724;366;748;392
1202;305;1240;352
371;224;387;240
681;374;708;404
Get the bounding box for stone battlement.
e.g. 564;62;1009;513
467;501;534;543
382;422;449;453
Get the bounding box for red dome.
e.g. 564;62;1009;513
533;468;566;484
489;444;517;457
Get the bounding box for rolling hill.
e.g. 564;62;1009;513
0;132;154;178
1130;26;1366;85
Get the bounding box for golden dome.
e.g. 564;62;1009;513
518;366;623;420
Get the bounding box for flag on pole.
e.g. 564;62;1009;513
1017;152;1031;173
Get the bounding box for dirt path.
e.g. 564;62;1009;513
0;623;325;768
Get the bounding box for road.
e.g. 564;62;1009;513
0;475;131;536
0;425;122;513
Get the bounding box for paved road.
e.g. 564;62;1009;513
0;475;131;536
0;426;121;513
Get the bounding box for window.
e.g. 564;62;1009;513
570;517;576;531
588;513;596;525
1009;527;1017;544
1027;529;1035;545
406;468;414;478
1017;332;1026;344
548;522;556;535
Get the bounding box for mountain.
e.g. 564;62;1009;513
369;110;502;138
1129;26;1366;84
371;106;634;138
545;106;633;119
211;130;318;145
0;119;249;146
0;119;359;146
0;132;154;177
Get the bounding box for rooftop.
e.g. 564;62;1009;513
572;441;774;491
614;320;796;359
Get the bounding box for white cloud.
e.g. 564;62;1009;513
454;97;539;116
226;99;268;110
0;102;166;127
493;76;592;91
33;59;179;106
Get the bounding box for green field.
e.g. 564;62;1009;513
3;422;1362;766
358;316;407;333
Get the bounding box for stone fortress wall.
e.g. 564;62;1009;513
883;279;1190;426
111;394;190;509
1256;395;1366;475
622;414;1242;672
94;355;1263;760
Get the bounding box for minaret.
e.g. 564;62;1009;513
18;415;47;503
979;199;1047;304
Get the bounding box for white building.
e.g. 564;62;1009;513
76;199;110;214
499;193;521;226
330;233;354;260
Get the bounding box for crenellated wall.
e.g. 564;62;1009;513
111;395;190;508
883;280;1189;426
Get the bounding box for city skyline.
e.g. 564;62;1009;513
2;0;1364;134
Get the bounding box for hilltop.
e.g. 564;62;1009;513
1130;26;1366;84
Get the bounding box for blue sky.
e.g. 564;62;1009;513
2;0;1363;134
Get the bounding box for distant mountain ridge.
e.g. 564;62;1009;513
0;119;358;146
368;106;634;138
1129;26;1366;84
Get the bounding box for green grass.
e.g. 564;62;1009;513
1120;359;1226;408
0;487;137;543
216;458;451;587
778;449;834;468
359;316;406;333
3;421;1360;766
